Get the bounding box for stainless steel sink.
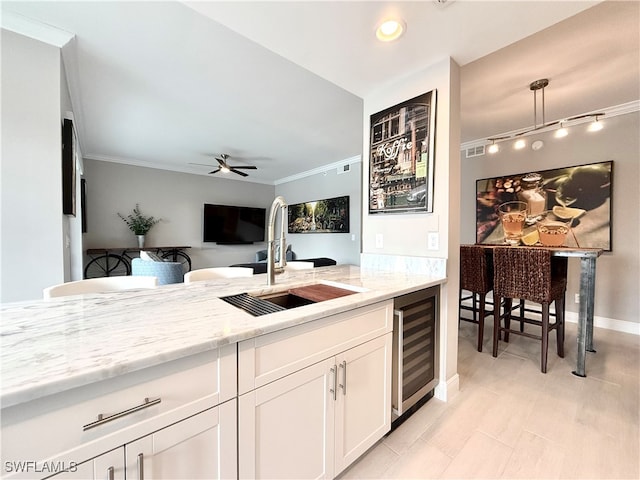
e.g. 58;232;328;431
221;282;361;317
220;292;315;316
256;292;315;309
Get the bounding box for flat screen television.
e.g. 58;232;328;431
203;203;266;244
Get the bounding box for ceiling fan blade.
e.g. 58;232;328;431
230;168;249;177
208;168;221;174
229;165;257;170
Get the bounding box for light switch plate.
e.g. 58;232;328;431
375;233;383;249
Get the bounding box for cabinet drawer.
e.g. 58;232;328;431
239;300;392;394
1;345;236;477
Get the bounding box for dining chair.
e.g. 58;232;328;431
492;246;566;373
184;267;254;283
43;276;158;299
459;245;494;352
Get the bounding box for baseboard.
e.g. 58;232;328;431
434;373;459;402
460;297;639;336
564;311;640;336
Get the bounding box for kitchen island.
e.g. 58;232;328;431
1;265;446;480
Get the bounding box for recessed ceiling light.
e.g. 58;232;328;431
514;139;526;150
376;19;406;42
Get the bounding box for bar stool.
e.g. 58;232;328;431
492;247;566;373
459;245;494;352
513;257;568;331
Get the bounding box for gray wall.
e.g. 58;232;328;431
82;160;276;269
275;162;361;265
460;112;640;325
1;30;66;302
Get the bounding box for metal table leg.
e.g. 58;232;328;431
572;256;597;377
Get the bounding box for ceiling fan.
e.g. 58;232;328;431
191;154;257;177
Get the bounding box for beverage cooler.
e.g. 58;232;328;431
392;286;439;421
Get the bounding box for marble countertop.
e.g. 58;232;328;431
0;265;446;408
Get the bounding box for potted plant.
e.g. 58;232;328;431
118;204;161;248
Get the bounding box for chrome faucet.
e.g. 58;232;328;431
267;196;288;286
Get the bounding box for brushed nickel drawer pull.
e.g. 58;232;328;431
329;366;337;401
83;397;161;431
107;466;114;480
137;453;144;480
339;361;347;395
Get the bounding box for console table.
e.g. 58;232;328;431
85;246;192;278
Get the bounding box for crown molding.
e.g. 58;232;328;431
274;155;362;185
461;100;640;152
1;11;74;47
85;153;362;186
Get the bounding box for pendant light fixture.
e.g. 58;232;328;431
486;78;605;154
529;78;549;129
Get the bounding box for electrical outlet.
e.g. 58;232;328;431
574;293;580;304
375;233;383;249
351;234;356;241
427;232;439;250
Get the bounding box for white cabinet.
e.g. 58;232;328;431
47;448;124;480
238;301;393;479
125;400;236;480
239;358;336;479
47;401;237;480
1;345;236;480
334;334;391;474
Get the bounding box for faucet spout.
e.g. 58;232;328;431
267;196;288;286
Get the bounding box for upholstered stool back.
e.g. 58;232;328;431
132;258;183;285
493;247;564;304
459;245;494;352
460;245;493;294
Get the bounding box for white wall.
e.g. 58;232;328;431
362;58;460;261
361;57;462;398
1;29;66;302
275;161;362;265
461;112;640;326
82;160;276;270
60;58;84;283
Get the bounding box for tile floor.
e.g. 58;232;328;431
339;319;640;479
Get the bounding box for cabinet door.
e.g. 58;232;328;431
239;358;336;480
125;400;236;480
334;333;392;475
47;448;123;480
